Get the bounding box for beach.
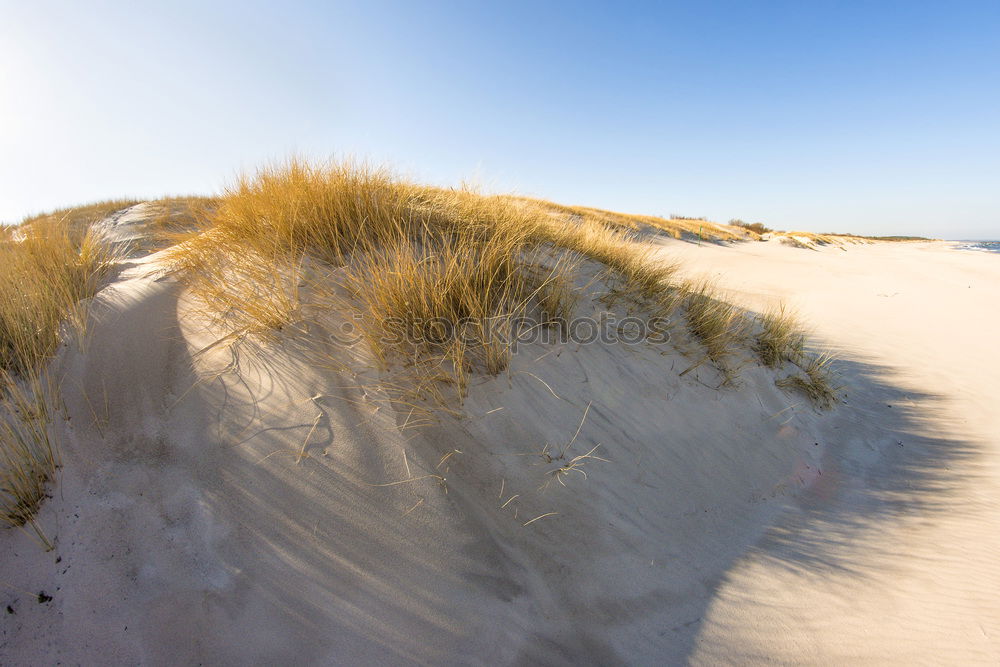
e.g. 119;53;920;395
1;221;998;664
656;238;1000;663
4;0;998;661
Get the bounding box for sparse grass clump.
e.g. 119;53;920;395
0;372;56;549
773;231;871;249
343;236;531;375
755;306;804;368
530;255;581;328
776;353;839;408
682;281;750;363
170;231;304;340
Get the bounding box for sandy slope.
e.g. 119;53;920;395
1;212;998;664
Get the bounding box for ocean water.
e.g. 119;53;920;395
954;240;1000;254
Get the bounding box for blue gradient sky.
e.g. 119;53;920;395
2;1;998;238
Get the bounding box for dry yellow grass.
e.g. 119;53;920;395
169;159;826;406
682;280;751;363
776;352;840;408
0;208;120;546
18;198;142;235
772;231;872;248
0;171;840;546
546;220;678;300
147;196;217;237
0;372;56;549
168;160;581;392
1;218;119;374
512;196;750;242
755;305;804;368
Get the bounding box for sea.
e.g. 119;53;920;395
954;240;1000;254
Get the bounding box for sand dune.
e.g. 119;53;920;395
1;207;997;664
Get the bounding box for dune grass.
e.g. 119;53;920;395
169;160;585;392
17;198;142;234
170;159;833;408
777;352;839;408
773;231;871;249
513;196;750;242
168;160;704;395
546;220;678;300
682;281;750;364
756;306;838;408
0;168;842;541
0;372;56;549
525;199;880;250
0;218;119;375
0;211;120;546
755;306;804;368
341;235;540;383
147;196;217;238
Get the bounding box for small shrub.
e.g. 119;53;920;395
730;219;772;235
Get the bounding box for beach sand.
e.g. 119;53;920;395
1;214;998;664
656;238;1000;663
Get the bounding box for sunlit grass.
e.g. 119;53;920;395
777;352;840;408
168;159;580;393
0;372;56;550
147;196;217;238
0;207;121;546
682;280;750;363
1;218;119;374
755;305;804;368
18;198;142;234
169;158;835;407
512;196;749;242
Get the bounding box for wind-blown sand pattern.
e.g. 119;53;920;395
1;201;997;664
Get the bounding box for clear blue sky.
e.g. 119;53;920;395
2;1;998;238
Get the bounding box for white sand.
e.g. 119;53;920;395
2;213;998;664
655;238;1000;664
